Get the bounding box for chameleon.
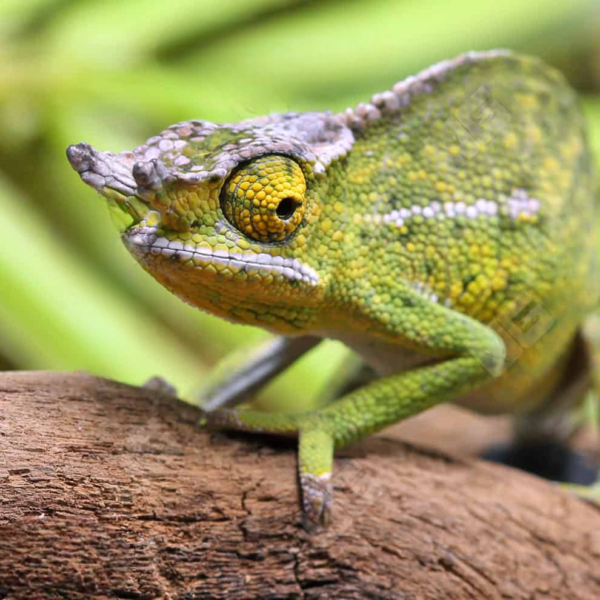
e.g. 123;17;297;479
66;50;600;531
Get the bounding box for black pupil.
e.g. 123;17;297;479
276;197;297;220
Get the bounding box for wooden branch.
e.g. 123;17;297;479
0;371;599;599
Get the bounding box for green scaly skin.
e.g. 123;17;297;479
67;51;599;531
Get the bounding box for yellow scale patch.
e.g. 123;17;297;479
221;155;307;242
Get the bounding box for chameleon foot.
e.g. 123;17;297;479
205;408;335;531
143;376;178;398
298;428;335;532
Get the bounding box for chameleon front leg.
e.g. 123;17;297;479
198;335;320;411
207;299;505;531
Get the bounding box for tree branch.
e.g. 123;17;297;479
0;372;598;599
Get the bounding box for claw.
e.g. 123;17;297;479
300;472;333;532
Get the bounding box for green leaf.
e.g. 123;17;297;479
583;97;600;167
39;0;295;67
0;0;59;39
180;0;595;113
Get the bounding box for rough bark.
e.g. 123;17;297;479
0;371;599;600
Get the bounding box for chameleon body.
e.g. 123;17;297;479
67;51;600;530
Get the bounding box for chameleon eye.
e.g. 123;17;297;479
220;155;306;242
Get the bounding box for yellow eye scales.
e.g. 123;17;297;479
67;51;600;531
223;155;307;242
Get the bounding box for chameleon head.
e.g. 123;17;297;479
66;113;355;333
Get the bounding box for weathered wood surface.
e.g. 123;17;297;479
0;371;599;599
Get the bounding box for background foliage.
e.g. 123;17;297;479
1;0;599;408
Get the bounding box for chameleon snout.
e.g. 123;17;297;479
67;142;138;197
67;142;159;226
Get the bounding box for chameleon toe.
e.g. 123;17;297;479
300;473;333;532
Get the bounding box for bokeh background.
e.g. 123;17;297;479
1;0;599;409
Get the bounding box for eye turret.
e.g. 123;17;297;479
220;155;306;242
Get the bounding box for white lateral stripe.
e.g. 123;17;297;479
364;190;541;227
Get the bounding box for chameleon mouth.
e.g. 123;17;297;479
125;226;321;285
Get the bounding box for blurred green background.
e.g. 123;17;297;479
0;0;599;408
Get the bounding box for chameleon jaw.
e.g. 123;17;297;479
124;225;321;286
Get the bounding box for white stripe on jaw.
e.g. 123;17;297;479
363;189;541;228
126;227;320;285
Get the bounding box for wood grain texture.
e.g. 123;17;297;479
0;371;599;599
